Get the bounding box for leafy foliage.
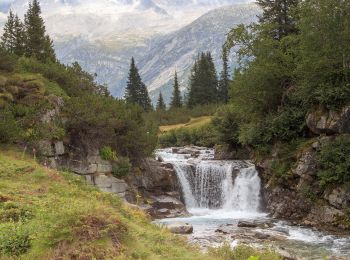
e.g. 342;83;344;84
112;157;131;178
100;146;117;161
318;135;350;185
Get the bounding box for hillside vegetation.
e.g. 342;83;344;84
0;148;206;259
0;148;281;260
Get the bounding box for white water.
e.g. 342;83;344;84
155;147;350;259
156;148;261;214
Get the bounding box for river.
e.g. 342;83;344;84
155;147;350;260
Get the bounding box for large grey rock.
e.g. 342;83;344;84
54;141;65;155
305;205;344;227
292;151;317;177
237;221;258;228
93;174;129;196
96;162;113;173
133;158;178;192
167;223;193;234
324;186;350;209
306;106;350;135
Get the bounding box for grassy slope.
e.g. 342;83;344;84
159;116;213;133
0;148;207;260
0;148;281;260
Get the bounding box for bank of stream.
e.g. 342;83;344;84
154;147;350;259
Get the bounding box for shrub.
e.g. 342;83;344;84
0;202;33;222
0;107;22;143
318;135;350;185
112;157;131;178
100;146;117;161
0;222;32;256
0;48;16;72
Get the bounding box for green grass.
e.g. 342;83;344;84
159;116;213;133
0;148;206;259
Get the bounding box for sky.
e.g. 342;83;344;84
0;0;254;41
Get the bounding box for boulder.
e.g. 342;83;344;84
133;158;178;192
93;174;129;197
254;232;270;239
54;141;65;155
305;205;344;227
167;223;193;234
324;186;350;209
292;151;317;177
237;221;258;228
306;106;350;135
150;195;188;218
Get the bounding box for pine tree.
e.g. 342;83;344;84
13;15;25;56
1;10;16;53
139;83;153;112
170;71;182;109
256;0;299;40
125;57;153;112
24;0;56;62
218;46;230;103
187;52;218;107
156;92;166;111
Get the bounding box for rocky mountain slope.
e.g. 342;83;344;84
56;4;260;101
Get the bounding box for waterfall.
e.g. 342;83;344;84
156;148;262;213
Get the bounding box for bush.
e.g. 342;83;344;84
0;202;33;222
100;146;117;161
0;48;16;72
0;222;32;256
0;107;22;143
112;157;131;178
318;135;350;185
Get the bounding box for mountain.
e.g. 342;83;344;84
0;1;258;102
140;4;259;102
55;4;259;101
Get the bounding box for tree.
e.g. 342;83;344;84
1;10;16;53
297;0;350;109
13;14;25;56
256;0;299;40
218;46;230;103
170;71;182;108
24;0;56;62
187;52;218;107
156;92;166;111
125;57;153;112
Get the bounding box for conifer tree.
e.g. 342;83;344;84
24;0;56;62
1;10;16;53
139;83;153;112
125;57;153;112
156;92;166;111
187;52;218;107
13;14;25;56
218;46;230;103
170;71;182;109
256;0;299;40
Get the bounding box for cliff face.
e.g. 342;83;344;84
258;106;350;233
